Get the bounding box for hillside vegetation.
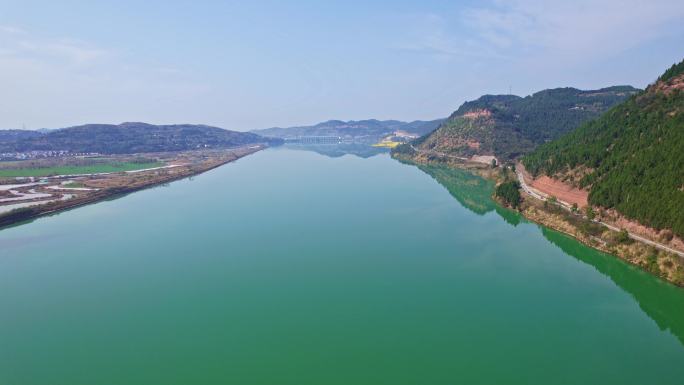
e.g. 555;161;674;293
0;130;43;142
0;122;279;154
413;86;638;160
523;59;684;238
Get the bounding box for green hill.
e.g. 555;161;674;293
411;86;638;160
523;59;684;238
0;122;280;154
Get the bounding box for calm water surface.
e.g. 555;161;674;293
1;147;683;384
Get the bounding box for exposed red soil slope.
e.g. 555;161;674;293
518;164;588;208
530;175;588;208
654;74;684;95
462;109;492;119
609;210;684;252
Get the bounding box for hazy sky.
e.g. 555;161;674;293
2;0;683;131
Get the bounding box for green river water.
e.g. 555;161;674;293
1;147;683;384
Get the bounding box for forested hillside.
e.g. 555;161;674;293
0;129;43;143
412;86;638;160
0;122;280;154
523;60;684;238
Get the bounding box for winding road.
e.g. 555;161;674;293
515;168;684;258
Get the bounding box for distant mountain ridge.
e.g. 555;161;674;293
251;118;445;140
0;129;43;143
409;85;639;160
0;122;280;154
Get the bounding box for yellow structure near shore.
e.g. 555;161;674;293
372;140;402;148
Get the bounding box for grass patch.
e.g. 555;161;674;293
62;182;86;188
0;162;163;177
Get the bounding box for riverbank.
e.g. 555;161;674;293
0;145;266;229
4;146;683;384
518;193;684;286
392;151;684;287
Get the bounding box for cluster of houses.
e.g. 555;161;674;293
0;150;100;161
390;130;419;141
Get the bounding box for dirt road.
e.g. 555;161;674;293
515;166;684;258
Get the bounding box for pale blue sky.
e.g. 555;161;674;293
2;0;683;130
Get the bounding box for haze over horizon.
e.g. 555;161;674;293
2;0;684;131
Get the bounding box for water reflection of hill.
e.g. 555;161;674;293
416;164;496;215
284;143;388;158
541;227;684;346
414;164;521;226
414;162;684;347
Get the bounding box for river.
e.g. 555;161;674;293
1;146;683;384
